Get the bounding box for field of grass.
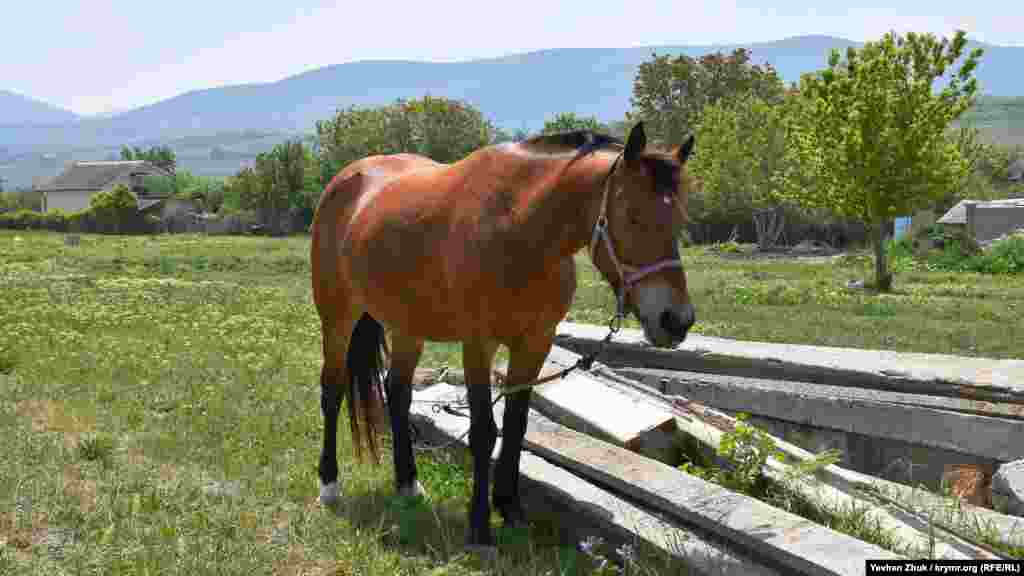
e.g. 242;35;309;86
2;230;1022;574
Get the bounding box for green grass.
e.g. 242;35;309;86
0;231;687;575
2;230;1023;574
570;242;1024;359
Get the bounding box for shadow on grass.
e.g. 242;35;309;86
321;442;624;574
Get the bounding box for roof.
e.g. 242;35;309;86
36;160;171;192
1009;158;1024;182
938;198;1024;224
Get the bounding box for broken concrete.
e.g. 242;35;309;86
993;460;1024;517
529;368;678;462
554;322;1024;404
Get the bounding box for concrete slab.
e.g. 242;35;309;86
409;383;782;576
529;370;677;460
614;366;1024;462
555;322;1024;404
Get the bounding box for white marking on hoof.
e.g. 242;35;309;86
319;481;341;506
397;480;426;499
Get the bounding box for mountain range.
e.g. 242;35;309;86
2;35;1022;189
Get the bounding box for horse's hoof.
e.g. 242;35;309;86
495;498;527;527
465;544;498;562
466;526;495;549
319;481;341;506
397;480;426;500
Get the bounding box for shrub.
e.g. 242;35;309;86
969;234;1024;274
0;209;70;231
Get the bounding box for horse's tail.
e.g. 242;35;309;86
346;312;388;464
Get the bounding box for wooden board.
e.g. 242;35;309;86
408;383;782;576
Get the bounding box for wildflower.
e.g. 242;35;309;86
616;543;636;565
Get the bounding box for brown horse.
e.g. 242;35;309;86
309;122;697;548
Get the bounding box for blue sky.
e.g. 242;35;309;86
4;0;1020;116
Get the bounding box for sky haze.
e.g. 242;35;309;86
5;0;1020;116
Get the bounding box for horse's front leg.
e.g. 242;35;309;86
493;331;552;528
463;339;499;548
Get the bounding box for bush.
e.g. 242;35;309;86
969;235;1024;274
915;234;1024;275
0;209;70;231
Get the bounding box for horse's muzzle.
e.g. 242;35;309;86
659;303;695;343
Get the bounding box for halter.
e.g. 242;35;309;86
588;152;685;324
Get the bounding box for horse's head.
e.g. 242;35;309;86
590;122;696;347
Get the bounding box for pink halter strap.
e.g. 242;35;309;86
588;153;684;316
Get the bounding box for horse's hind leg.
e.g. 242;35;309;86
318;314;355;506
387;331;426;498
493;329;553;528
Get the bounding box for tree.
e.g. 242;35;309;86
541;112;608;135
403;96;495;163
89;184;139;234
629;48;784;145
315;96;498;180
783;30;983;291
690;93;801;249
121;145;177;174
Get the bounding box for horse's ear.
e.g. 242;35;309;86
625;122;646;163
678;134;695;164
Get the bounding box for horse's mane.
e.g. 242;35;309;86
519;130;625;156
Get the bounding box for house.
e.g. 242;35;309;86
36;160;173;213
938;198;1024;243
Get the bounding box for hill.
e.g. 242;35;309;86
957;96;1024;146
1;35;1022;188
0;90;79;126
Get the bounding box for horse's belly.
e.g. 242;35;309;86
357;253;576;344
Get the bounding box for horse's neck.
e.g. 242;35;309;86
521;151;615;263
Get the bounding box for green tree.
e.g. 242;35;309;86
89;184;139;234
541;112;608;135
121;145;177;174
403;95;495;162
783;30;983;291
629;48;784;145
315;96;498;180
691;93;801;248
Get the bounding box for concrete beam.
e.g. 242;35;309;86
554;322;1024;404
615;366;1024;463
520;398;904;575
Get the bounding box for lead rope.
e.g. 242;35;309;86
409;153;628;453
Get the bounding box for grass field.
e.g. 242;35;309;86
2;230;1022;574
